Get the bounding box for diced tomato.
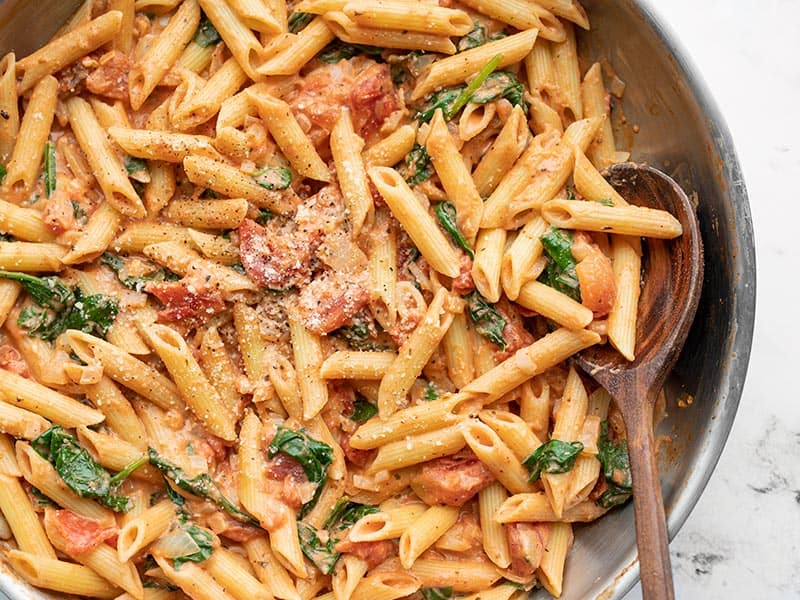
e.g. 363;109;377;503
45;509;117;556
335;531;394;568
506;522;551;578
0;344;29;378
496;299;535;361
85;51;130;100
146;280;226;330
411;451;495;506
297;270;370;335
238;218;320;290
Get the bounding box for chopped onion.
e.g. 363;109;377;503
151;530;201;559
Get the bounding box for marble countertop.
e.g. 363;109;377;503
623;1;800;598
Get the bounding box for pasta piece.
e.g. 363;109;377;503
199;0;266;78
289;314;329;420
16;11;123;93
399;505;460;568
541;198;683;239
0;474;56;558
249;91;332;182
472;228;507;303
496;492;607;523
320;351;396;380
0;402;50;439
425;109;483;243
472;105;529;198
324;13;456;55
66;97;145;217
0;368;104;427
377;288;461;418
258;18;336;76
1;75;57;194
331;108;373;234
412;29;539;100
138;323;237;441
479;482;511;568
6;551;121;598
368;423;465;472
129;0;199;109
64;330;183;410
368;167;461;278
117;499;175;562
0;53;19;162
537;522;573;597
457;0;565;41
108;127;223;163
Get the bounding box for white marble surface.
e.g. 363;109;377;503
622;1;800;598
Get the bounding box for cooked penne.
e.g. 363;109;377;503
258;17;336;76
324;12;456;55
541;198;683;239
130;0;199;109
198;0;264;78
331;108;373;234
369;166;461;278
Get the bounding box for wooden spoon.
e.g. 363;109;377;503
575;163;704;600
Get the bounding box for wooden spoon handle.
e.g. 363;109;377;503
626;393;675;600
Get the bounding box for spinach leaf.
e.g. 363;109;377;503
148;448;259;526
298;521;339;574
423;381;439;401
324;498;378;532
143;581;179;591
30;486;56;507
400;144;432;186
299;499;378;574
457;24;487;51
416;87;465;124
596;420;632;508
335;314;385;351
268;426;333;516
253;166;291;191
44;141;56;198
32;426;131;511
0;163;6;184
268;427;333;485
0;272;118;342
539;227;581;301
124;156;147;177
194;15;221;47
288;12;314;33
596;198;615;207
351;396;378;423
464;291;507;350
319;41;383;64
522;439;584;483
434;201;473;258
422;588;453;600
173;523;215;569
470;71;528;109
101;253;179;293
444;54;503;120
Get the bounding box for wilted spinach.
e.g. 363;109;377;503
172;523;215;569
434;201;473;258
268;426;333;516
194;15;221;47
299;498;378;574
288;12;314;33
148;448;259;526
464;291;507;350
44;141;56;198
523;439;584;483
319;41;383;64
253;166;292;191
32;426;134;511
539;227;581;301
400;144;432;186
101;253;179;293
470;71;528;109
596;420;632;508
0;272;118;342
351;396;378;423
415;87;465;123
422;588;453;600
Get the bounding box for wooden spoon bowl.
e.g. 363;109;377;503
575;163;704;600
